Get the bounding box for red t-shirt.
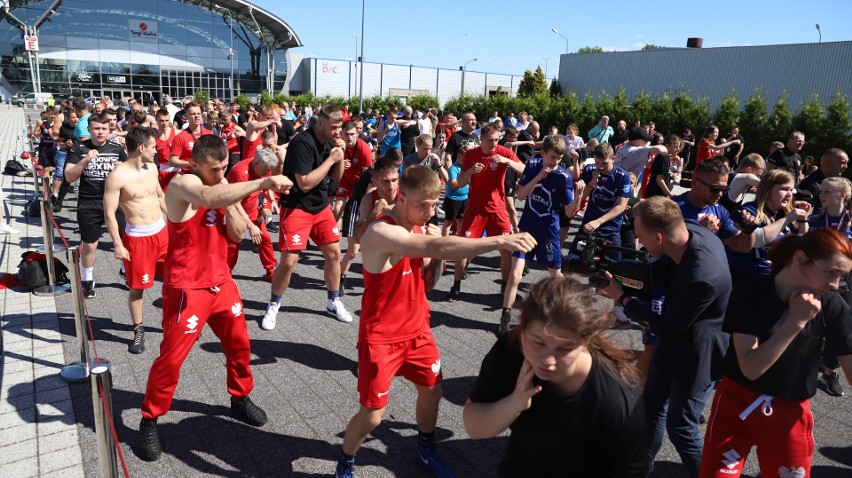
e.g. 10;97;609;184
462;145;520;213
360;216;428;344
156;128;175;166
170;127;213;163
164;205;232;289
695;139;715;170
242;135;263;162
226;158;269;219
340;138;373;191
220;123;241;154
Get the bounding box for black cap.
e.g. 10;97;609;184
627;127;653;142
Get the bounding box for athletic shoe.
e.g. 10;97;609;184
266;221;279;233
118;266;126;284
82;280;96;299
129;325;145;354
0;223;20;234
261;302;280;330
335;454;356;478
137;418;162;461
339;275;347;296
328;298;353;323
436;205;445;216
498;310;512;335
231;396;267;426
447;286;459;302
822;371;845;397
50;195;61;213
416;446;456;477
612;306;631;325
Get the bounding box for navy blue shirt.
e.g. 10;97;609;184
725;202;791;277
579;164;632;236
673;192;739;239
518;158;574;242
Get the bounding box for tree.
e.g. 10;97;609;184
819;90;852;155
549;78;562;98
609;87;631;124
576;46;604;54
738;88;770;156
517;67;548;98
641;44;664;50
576;91;598;134
768;93;793;144
407;94;440;111
792;93;826;158
628;91;652;126
712;89;740;135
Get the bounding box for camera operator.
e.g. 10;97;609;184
598;196;732;478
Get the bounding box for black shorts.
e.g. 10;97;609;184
341;196;360;238
504;168;518;197
558;206;572;228
77;201;124;244
442;197;467;222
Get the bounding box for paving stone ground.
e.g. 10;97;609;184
1;105;850;477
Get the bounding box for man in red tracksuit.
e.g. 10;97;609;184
136;135;293;462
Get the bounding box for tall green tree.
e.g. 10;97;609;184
549;78;562;98
641;44;664;50
576;46;604;54
629;91;653;126
768;93;793;145
792;93;826;157
576;91;598;134
609;87;631;124
517;67;548;98
712;89;740;135
816;90;852;155
738;89;770;156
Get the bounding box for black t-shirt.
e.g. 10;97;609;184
767;147;801;178
724;134;744;159
281;127;333;213
445;130;477;163
796;169;826;211
722;275;852;400
611;129;629;148
278;119;296;145
350;167;374;204
515;130;535;163
59;121;76;148
173;109;186;130
469;336;648;478
644;153;671;198
400;121;420;157
66;139;127;202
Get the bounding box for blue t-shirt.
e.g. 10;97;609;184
380;119;400;155
808;211;852;239
446;163;469;200
579;164;632;236
672;192;739;240
518;158;574;241
74;113;91;141
725;202;790;276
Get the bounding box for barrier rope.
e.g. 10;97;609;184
28;141;131;477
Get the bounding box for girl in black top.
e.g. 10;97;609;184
700;228;852;478
464;277;648;477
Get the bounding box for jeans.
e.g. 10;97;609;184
644;350;714;478
53;149;67;180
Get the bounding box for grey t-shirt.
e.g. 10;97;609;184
615;145;655;178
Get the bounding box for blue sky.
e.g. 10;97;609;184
255;0;849;78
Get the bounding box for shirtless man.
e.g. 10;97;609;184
334;165;536;477
104;126;167;354
243;106;280;163
136;135;294;461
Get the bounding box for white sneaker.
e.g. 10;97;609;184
612;305;630;324
327;298;353;323
261;302;280;330
0;223;20;234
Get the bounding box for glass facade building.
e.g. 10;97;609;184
0;0;301;102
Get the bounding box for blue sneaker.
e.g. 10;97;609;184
335;455;355;478
416;446;456;477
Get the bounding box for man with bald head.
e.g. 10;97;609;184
766;131;806;179
799;148;849;212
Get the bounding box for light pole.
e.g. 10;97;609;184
543;56;548;79
217;5;236;101
816;24;821;43
352;33;358;99
551;27;569;53
461;57;477;95
358;0;365;115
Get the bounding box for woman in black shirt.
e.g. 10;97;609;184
464;277;648;477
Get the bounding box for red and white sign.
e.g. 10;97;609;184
24;35;38;52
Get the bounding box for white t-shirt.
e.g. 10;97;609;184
615;145;654;178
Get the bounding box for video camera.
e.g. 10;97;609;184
565;234;655;301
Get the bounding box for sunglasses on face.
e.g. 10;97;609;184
694;176;727;194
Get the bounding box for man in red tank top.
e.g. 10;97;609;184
154;109;178;191
219;112;245;172
243;105;279;163
334;165;536;477
167;103;212;173
136;135;294;462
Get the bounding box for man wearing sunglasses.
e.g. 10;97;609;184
672;158;756;253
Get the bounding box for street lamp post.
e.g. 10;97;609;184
543;56;548;79
352;33;358;99
461;57;477;95
358;0;365;115
215;5;236;100
551;27;569;54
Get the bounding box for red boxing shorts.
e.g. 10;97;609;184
158;167;179;192
122;218;168;290
700;378;814;478
357;330;443;409
279;206;341;251
335;182;354;200
459;208;512;239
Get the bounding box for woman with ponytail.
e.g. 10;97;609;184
700;228;852;477
464;276;648;477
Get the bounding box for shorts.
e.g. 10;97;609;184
279;206;341;251
158;169;178;192
335;182;354;200
78;201;124;244
512;239;561;269
459;208;512;239
327;178;339;200
442;198;467;222
558;206;573;228
53;150;67;180
504;168;518;197
341;197;360;238
122;219;168;290
357;330;443;409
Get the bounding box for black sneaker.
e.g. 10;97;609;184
266;221;279;233
447;286;459;302
129;325;145;354
50;195;61;213
82;280;96;299
118;267;126;284
335;454;355;478
822;371;845;397
498;310;512;335
137;418;162;461
231;396;267;426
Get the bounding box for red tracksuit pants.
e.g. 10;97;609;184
141;279;254;419
699;378;814;478
226;212;277;274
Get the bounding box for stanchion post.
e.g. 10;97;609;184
33;195;69;297
90;360;119;478
60;248;91;383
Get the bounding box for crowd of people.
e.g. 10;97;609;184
20;95;852;477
